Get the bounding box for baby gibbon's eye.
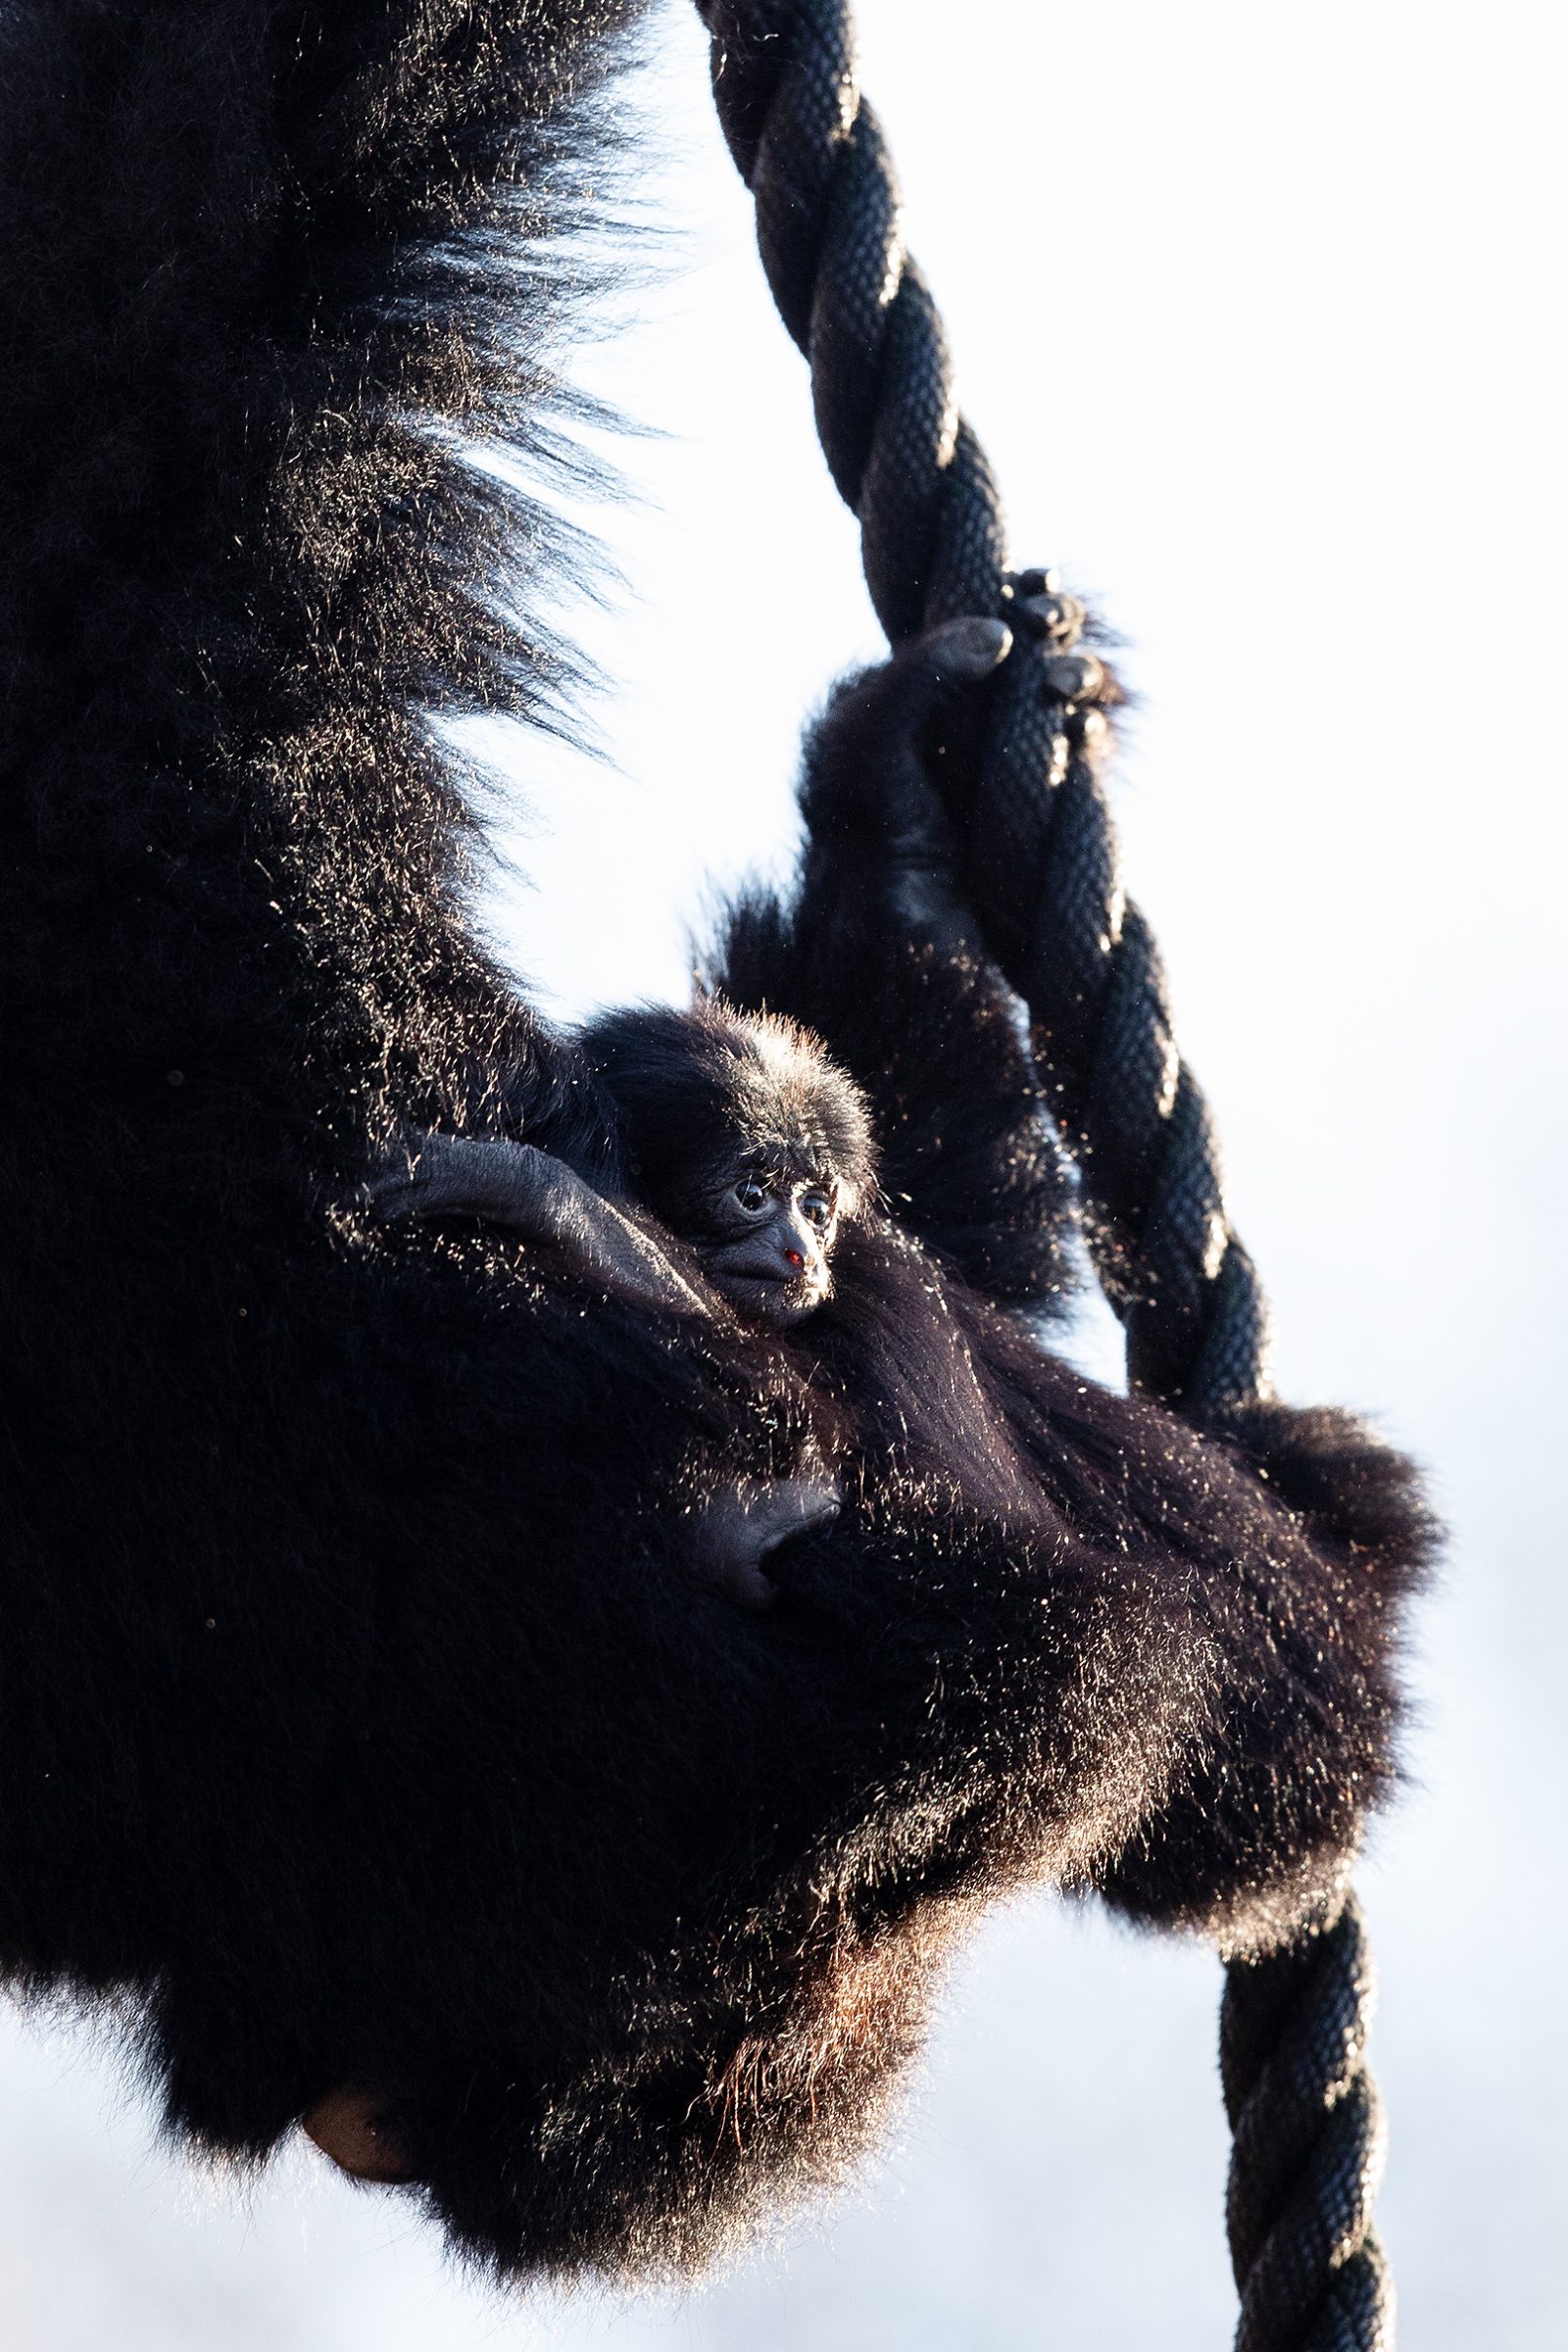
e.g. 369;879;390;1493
801;1190;835;1231
734;1177;769;1214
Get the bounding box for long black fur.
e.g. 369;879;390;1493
0;0;1434;2286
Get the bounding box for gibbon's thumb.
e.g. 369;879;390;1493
923;614;1012;680
890;614;1012;705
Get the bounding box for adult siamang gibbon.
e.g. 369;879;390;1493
0;0;1431;2285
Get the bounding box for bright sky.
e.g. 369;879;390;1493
2;3;1563;2344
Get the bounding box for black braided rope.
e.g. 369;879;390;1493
693;3;1393;2342
698;0;1267;1407
1223;1900;1393;2352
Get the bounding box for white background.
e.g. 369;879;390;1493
4;1;1564;2342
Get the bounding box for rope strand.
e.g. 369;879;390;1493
694;3;1392;2342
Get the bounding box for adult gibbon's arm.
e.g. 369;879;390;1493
714;622;1076;1309
0;0;649;1160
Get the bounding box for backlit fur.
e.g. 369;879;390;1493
0;0;1434;2284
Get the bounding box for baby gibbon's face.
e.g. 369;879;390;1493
689;1150;842;1325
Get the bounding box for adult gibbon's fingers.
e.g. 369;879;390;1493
366;1133;522;1221
367;1135;714;1318
564;1196;718;1318
368;1133;587;1229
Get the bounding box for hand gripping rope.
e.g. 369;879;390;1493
692;3;1393;2343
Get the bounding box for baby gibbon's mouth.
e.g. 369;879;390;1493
715;1267;826;1324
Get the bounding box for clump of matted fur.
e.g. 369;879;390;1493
0;0;1433;2286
